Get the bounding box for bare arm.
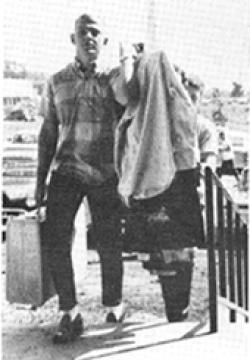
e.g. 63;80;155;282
198;115;218;172
35;80;58;206
36;120;58;187
110;43;139;105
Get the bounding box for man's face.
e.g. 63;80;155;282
74;21;102;63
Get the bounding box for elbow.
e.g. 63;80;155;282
38;122;58;152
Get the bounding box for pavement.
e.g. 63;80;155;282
2;310;249;360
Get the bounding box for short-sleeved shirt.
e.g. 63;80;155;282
196;114;218;162
41;61;122;186
218;137;234;162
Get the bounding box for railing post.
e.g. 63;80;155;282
226;200;236;322
205;167;217;333
243;223;249;322
217;185;227;298
235;213;243;308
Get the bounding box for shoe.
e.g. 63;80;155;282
71;313;84;339
53;313;84;344
106;310;126;323
167;310;188;323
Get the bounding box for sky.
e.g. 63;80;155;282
3;0;250;90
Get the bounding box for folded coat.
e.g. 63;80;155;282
114;51;198;205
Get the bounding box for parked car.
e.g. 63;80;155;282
4;109;34;122
2;130;38;240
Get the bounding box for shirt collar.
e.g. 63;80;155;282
74;57;96;77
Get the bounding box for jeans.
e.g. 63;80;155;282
44;171;123;311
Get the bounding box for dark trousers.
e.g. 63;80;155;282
217;160;239;179
127;170;202;320
44;171;123;311
127;169;204;249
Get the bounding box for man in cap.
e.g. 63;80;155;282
184;74;218;173
179;72;218;221
35;14;125;344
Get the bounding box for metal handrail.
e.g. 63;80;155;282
205;166;249;333
211;171;248;225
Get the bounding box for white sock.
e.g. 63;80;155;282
61;305;80;320
106;303;124;318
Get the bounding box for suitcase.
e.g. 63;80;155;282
6;214;55;307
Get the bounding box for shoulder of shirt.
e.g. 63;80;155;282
93;66;121;87
105;66;121;80
49;63;76;86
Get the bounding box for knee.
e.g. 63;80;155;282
93;217;121;247
42;219;74;251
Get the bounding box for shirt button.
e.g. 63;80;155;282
169;87;176;98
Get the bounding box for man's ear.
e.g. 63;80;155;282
70;33;76;44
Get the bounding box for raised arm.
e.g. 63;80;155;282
110;43;139;106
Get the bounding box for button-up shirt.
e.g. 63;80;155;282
41;61;121;185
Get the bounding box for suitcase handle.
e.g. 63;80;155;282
24;207;46;222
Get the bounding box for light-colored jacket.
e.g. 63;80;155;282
113;51;197;204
